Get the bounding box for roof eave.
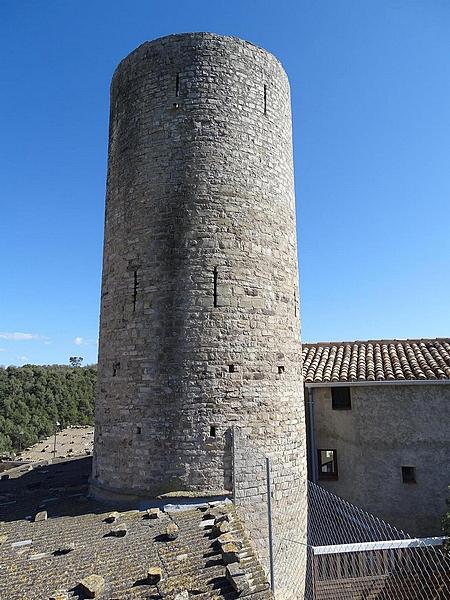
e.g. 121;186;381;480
304;379;450;388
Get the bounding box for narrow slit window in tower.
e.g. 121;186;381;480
209;425;217;438
112;362;120;377
175;73;180;97
264;84;267;115
133;270;138;312
278;365;285;374
213;266;218;307
229;364;236;373
294;290;298;316
136;426;141;435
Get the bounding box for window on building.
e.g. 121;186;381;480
318;449;338;480
332;387;351;410
402;466;416;484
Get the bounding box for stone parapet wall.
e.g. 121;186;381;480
233;426;307;598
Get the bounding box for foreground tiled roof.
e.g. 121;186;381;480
0;457;272;600
302;338;450;384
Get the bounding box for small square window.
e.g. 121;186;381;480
332;387;351;410
318;449;338;480
209;426;217;438
229;365;236;373
278;366;285;374
402;466;416;484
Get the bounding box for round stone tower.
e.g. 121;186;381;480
91;33;306;514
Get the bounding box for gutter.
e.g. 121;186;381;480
304;379;450;389
312;537;446;555
305;387;318;483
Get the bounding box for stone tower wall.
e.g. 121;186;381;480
91;34;306;517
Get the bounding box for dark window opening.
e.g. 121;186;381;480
332;387;351;410
229;365;236;373
136;427;141;435
318;449;338;480
402;466;416;484
209;426;217;438
278;365;285;374
112;362;120;377
175;73;180;97
263;84;267;115
133;270;138;312
213;266;218;307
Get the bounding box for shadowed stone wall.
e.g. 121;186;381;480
91;33;306;530
314;383;450;536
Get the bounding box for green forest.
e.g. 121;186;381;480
0;364;96;455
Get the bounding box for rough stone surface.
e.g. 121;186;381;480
213;520;230;536
104;511;119;523
90;31;307;594
109;523;127;537
146;566;162;584
78;574;105;598
54;542;75;555
165;521;179;540
217;532;242;549
34;510;47;522
226;563;249;594
49;591;68;600
91;30;306;498
221;541;240;564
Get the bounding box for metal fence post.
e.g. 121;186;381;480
266;456;276;594
231;425;236;503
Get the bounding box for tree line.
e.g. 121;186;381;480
0;364;96;456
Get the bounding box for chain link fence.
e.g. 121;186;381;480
232;426;450;599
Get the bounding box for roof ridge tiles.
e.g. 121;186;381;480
303;337;450;347
302;337;450;384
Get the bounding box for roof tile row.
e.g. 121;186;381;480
302;338;450;384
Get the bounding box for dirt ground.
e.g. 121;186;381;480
17;426;94;462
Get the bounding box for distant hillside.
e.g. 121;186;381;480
0;364;96;455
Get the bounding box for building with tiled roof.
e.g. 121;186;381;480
304;338;450;539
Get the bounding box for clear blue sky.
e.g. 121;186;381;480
1;1;449;366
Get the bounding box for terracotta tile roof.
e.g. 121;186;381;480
0;457;272;599
302;338;450;384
